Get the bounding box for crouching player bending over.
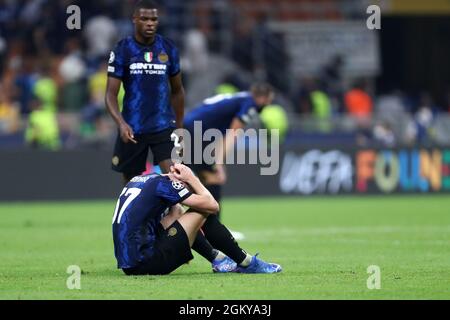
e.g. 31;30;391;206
112;163;281;275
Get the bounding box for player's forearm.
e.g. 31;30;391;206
105;94;126;127
186;175;210;196
187;177;219;214
216;131;237;164
171;89;185;129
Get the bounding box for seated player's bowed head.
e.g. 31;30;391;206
250;83;275;111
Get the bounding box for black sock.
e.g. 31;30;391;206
206;184;222;221
202;215;247;265
192;231;218;263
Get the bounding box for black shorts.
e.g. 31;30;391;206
184;135;217;175
122;221;193;276
112;128;175;175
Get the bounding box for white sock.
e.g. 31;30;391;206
239;254;253;267
215;250;226;261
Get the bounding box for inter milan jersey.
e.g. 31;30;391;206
108;35;181;134
184;92;260;134
112;174;191;269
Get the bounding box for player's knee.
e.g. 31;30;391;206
207;199;220;215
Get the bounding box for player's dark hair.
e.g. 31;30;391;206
134;0;159;12
251;82;274;97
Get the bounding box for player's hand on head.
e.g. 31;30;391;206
172;163;195;183
119;122;137;144
169;165;181;177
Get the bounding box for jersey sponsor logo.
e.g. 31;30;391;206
144;52;153;63
129;63;167;75
130;63;167;70
172;181;184;190
158;52;169;63
109;51;115;63
108;66;115;73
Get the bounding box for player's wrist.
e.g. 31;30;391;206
118;119;129;127
185;175;199;186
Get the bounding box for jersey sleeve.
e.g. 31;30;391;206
168;45;181;77
236;98;258;125
156;178;192;206
107;42;125;80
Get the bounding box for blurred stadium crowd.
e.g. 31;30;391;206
0;0;449;150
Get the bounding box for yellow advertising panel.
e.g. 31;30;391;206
378;0;450;15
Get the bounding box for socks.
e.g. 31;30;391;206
206;184;222;220
193;184;249;265
215;250;226;261
202;215;248;265
192;232;217;262
239;254;253;267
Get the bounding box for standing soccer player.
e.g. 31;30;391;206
184;83;275;219
106;0;184;184
181;84;280;272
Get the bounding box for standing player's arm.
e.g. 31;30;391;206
169;73;185;129
210;118;246;184
222;117;246;162
105;77;137;144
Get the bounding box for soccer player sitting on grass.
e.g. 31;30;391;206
112;163;282;275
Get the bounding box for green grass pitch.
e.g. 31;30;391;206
1;196;449;300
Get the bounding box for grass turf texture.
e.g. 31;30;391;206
0;196;449;300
